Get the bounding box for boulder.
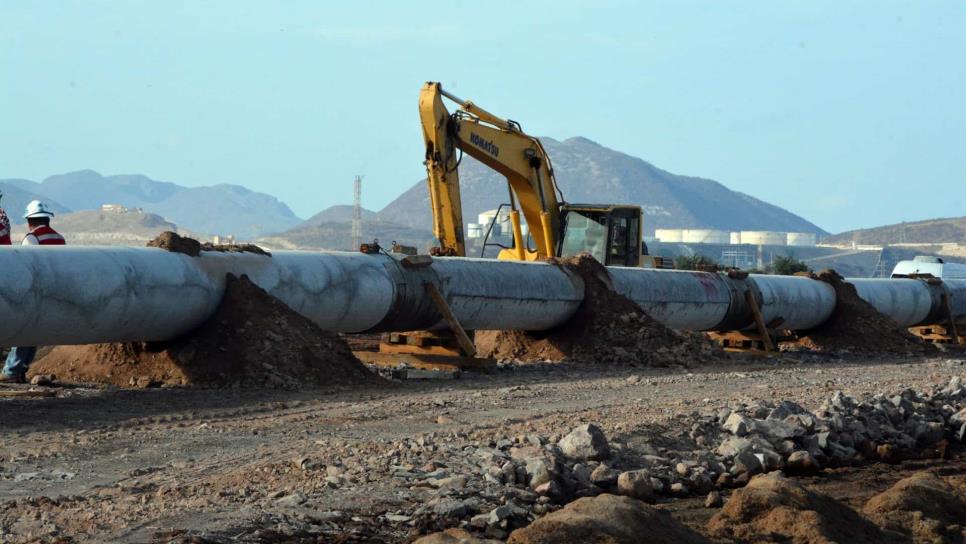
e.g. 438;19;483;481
722;412;753;436
558;424;610;461
590;464;619;488
784;450;821;474
507;494;709;544
525;458;552;488
616;469;654;502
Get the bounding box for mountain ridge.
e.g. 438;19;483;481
824;216;966;245
2;170;301;238
376;136;826;236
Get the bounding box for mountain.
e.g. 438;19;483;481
0;181;71;223
2;170;301;239
377;137;826;236
300;205;378;226
824;217;966;246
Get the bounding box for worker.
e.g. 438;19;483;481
1;201;64;383
0;190;11;246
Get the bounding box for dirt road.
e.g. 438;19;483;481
0;353;963;542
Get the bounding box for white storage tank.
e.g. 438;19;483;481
682;229;730;244
786;232;817;247
655;229;683;243
730;232;742;245
740;231;786;246
466;223;483;239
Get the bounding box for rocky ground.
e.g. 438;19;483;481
0;353;965;543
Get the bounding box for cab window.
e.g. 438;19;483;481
560;211;607;262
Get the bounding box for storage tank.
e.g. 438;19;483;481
786;232;817;247
730;232;742;244
655;229;684;243
740;231;786;246
466;223;483;239
682;229;730;244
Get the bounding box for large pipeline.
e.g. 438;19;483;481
0;246;963;347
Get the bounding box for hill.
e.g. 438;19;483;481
377;137;826;236
258;219;433;252
2;170;301;239
300;205;378;226
824;217;966;246
10;208;180;246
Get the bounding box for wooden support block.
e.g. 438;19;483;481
424;282;477;357
942;293;963;346
745;290;775;352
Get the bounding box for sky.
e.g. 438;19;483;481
1;1;964;233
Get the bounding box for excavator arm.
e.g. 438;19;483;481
419;82;562;259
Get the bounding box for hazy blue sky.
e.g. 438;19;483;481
2;1;963;232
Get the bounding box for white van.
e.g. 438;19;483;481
891;256;966;279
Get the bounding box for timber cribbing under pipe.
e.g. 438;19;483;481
0;247;963;347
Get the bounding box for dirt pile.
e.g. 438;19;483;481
708;472;897;544
475;254;724;366
862;471;966;542
793;269;933;354
147;231;270;256
507;494;709;544
30;274;378;389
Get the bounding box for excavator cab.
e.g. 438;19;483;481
558;204;642;267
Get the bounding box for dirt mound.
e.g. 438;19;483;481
793;270;933;354
507;494;709;544
475;254;724;366
147;231;270;257
30;274;379;389
414;528;502;543
862;471;966;542
708;472;897;544
147;231;202;256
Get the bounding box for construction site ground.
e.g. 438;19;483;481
1;352;965;543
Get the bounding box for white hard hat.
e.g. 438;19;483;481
24;200;55;219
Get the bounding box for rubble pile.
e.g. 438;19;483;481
476;255;724;367
30;274;379;389
794;269;934;354
393;376;966;540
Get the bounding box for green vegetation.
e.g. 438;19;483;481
768;255;811;276
674;254;719;271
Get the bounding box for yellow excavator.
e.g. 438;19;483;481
419;81;661;267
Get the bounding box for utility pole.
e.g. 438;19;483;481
351;175;363;251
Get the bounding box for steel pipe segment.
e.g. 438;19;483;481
607;267;732;331
845;278;941;327
430;257;584;331
747;275;837;331
0;246;226;346
944;279;966;323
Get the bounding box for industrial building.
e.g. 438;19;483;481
655;229;818;247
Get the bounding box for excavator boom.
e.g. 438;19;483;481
420;82;562;259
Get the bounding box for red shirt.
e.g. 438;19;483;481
23;225;65;245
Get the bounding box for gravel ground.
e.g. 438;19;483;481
0;352;964;543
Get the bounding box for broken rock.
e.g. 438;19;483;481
558;423;610;461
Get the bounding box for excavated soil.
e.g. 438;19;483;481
29;274;379;389
792;270;934;355
147;231;270;256
475;254;725;367
707;471;900;544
